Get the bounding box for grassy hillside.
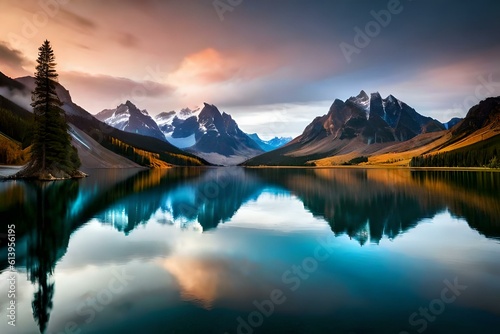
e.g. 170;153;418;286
410;98;500;168
0;96;34;165
410;134;500;168
0;131;30;165
0;98;34;148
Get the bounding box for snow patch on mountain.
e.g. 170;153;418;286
95;101;166;141
165;133;196;149
348;90;371;118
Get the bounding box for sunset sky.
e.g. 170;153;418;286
1;0;499;138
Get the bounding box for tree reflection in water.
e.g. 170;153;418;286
1;167;500;333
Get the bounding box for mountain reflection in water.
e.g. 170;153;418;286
1;167;499;334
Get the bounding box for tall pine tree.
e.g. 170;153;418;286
18;40;82;180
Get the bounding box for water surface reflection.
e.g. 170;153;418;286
0;167;499;334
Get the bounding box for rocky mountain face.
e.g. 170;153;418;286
186;103;264;165
153;103;265;164
244;91;446;166
304;90;444;145
95;101;166;141
452;97;500;137
155;107;202;148
97;101;265;165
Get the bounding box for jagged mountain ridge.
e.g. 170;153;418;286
244;91;446;166
95;101;166;141
185;103;264;165
98;102;265;165
6;71;490;168
329;90;445;143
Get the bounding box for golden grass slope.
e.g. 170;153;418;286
0;131;30;165
312;123;500;167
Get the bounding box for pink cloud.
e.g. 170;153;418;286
168;47;285;86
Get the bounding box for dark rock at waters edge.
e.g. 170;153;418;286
5;166;88;181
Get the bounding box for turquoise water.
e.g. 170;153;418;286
1;168;499;334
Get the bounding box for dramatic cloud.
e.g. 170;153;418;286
169;48;239;85
0;42;32;76
169;48;286;86
0;42;25;64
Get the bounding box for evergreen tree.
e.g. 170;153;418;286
20;40;81;179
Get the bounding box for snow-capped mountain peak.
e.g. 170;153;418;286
154;106;204;149
245;90;447;166
95;101;166;141
346;91;411;122
348;90;371;116
154;103;264;165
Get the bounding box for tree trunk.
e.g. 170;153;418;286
42;143;46;171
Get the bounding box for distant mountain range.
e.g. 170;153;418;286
245;91;446;165
1;69;497;169
248;133;292;152
1;69;290;167
244;90;497;166
96;102;290;165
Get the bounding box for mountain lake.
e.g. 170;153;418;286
1;167;499;334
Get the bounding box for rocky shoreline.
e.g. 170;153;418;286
1;166;88;181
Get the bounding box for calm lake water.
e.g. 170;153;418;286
1;167;500;334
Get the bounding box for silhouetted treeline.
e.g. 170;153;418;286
342;156;369;165
96;134;201;167
410;145;499;168
0;107;33;148
0;107;33;164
